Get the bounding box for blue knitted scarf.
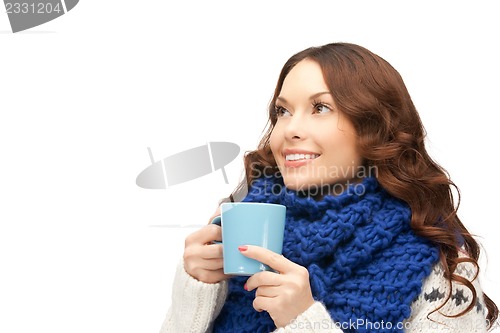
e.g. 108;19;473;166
212;176;439;333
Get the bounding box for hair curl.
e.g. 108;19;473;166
233;42;497;328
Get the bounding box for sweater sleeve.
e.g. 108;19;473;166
403;259;489;333
272;302;343;333
274;260;489;333
159;260;228;333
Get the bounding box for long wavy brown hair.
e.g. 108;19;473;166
233;42;497;328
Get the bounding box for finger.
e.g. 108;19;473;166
195;268;229;284
240;245;292;273
185;224;222;245
185;257;224;272
255;285;280;298
200;243;223;259
201;258;225;271
246;271;282;291
253;295;273;313
183;244;223;265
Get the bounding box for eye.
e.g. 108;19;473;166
274;105;291;118
312;102;332;114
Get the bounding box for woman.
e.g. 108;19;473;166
160;43;497;332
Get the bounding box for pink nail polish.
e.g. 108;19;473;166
244;283;248;291
238;245;248;252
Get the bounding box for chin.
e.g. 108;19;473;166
283;177;320;191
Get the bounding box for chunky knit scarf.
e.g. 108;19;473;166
213;176;439;333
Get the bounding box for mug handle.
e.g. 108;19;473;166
211;215;221;226
210;216;222;244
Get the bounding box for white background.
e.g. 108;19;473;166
1;1;499;332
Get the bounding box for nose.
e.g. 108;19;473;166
284;112;306;141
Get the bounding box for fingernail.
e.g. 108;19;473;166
238;245;248;252
243;283;248;291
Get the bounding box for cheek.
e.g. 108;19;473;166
326;130;359;163
339;136;361;165
269;129;282;159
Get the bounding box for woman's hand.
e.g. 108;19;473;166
183;208;230;284
241;245;315;328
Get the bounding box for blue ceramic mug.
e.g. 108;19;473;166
211;202;286;276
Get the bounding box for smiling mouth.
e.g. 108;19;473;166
285;153;320;161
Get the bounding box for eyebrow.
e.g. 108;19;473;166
276;91;332;104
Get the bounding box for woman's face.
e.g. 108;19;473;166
270;59;362;193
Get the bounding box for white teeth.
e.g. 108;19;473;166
285;154;319;161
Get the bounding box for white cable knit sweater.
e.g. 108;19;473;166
160;259;489;333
